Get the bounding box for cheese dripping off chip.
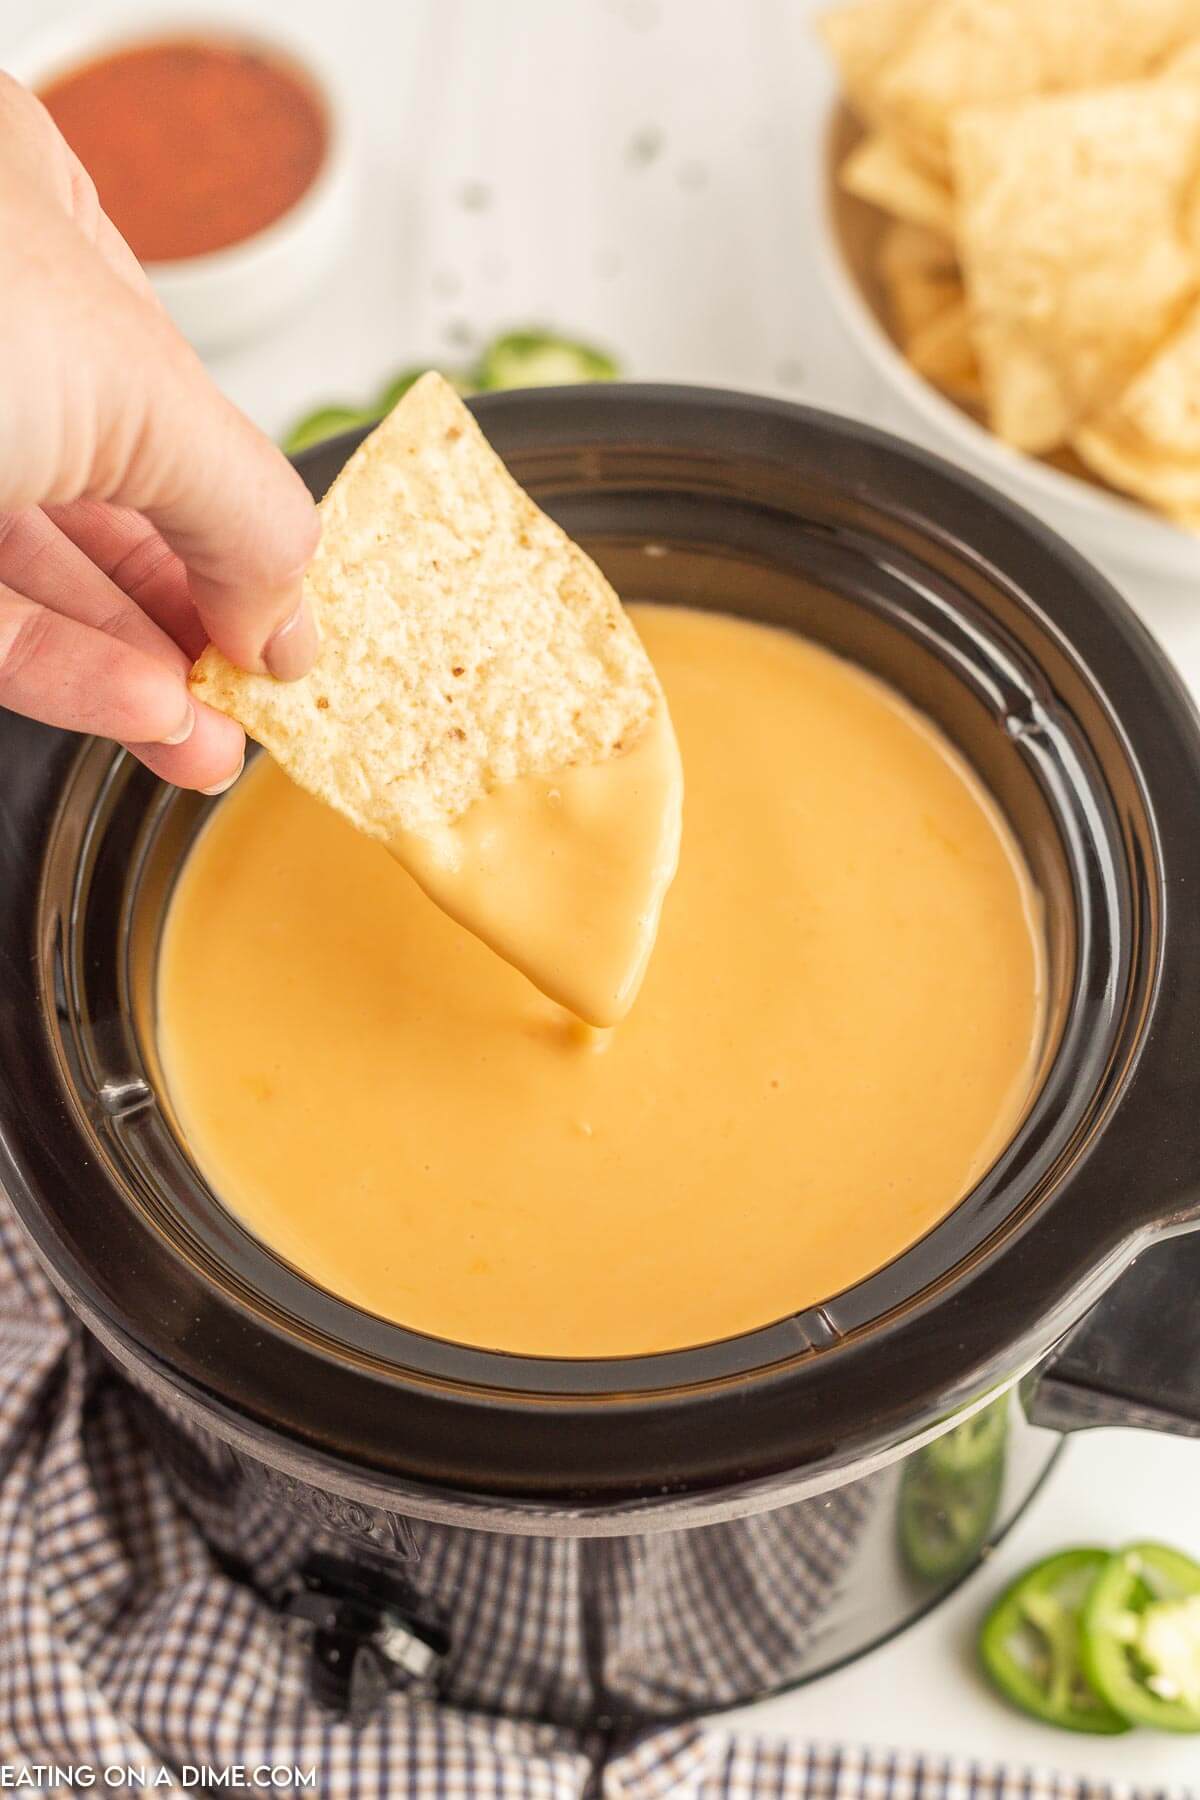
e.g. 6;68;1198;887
190;372;683;1026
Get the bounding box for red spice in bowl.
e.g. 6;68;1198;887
39;37;328;264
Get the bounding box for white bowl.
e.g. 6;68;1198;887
7;7;356;355
818;104;1199;587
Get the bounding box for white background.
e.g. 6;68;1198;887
4;0;1200;1785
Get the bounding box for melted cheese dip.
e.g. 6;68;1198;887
157;605;1045;1357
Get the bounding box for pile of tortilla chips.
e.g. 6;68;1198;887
821;0;1200;531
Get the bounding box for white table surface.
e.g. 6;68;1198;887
5;0;1200;1785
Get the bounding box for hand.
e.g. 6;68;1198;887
0;74;321;792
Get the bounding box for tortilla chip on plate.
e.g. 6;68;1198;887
878;219;956;278
884;261;962;344
950;80;1200;453
1163;50;1200;251
905;299;983;401
1073;299;1200;526
1162;34;1200;78
873;0;1200;173
818;0;933;129
877;222;963;341
840;130;955;233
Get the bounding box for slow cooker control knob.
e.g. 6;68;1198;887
278;1552;448;1721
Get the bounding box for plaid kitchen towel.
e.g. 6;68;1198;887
0;1200;1191;1800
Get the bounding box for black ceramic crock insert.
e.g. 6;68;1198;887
3;387;1200;1512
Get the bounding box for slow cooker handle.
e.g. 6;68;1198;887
1025;1228;1200;1438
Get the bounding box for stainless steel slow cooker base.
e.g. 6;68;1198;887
126;1379;1060;1728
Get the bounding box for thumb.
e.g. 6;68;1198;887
101;302;322;678
128;363;323;679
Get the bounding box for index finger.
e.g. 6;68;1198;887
46;498;205;658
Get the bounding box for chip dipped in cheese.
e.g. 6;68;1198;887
190;373;683;1026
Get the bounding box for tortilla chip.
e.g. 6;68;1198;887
1073;299;1200;525
878;219;956;277
1164;47;1200;251
874;0;1200;173
190;372;664;843
905;298;982;397
950;82;1200;453
818;0;933;129
884;262;962;342
1043;446;1101;483
840;130;955;232
1162;34;1200;78
877;223;962;340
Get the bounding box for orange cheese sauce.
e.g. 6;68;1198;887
391;702;682;1027
157;605;1044;1357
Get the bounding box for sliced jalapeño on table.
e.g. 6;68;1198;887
980;1548;1130;1734
375;367;476;413
1082;1542;1200;1733
475;329;619;389
282;404;375;455
280;324;618;456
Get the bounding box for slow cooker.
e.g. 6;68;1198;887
3;387;1200;1732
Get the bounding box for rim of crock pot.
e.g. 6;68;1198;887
6;384;1200;1506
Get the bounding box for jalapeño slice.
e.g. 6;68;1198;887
980;1548;1129;1734
282;405;375;455
476;329;619;390
375;368;476;413
1082;1542;1200;1733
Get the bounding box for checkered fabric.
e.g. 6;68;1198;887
143;1391;878;1727
0;1199;1192;1800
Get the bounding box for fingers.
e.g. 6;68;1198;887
72;270;322;675
0;77;303;784
0;72;76;212
44;498;204;657
125;709;246;795
0;579;191;745
0;506;181;661
128;374;322;678
0;74;159;304
0;507;244;789
0;156;321;680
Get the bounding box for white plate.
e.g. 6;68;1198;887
817;104;1198;587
